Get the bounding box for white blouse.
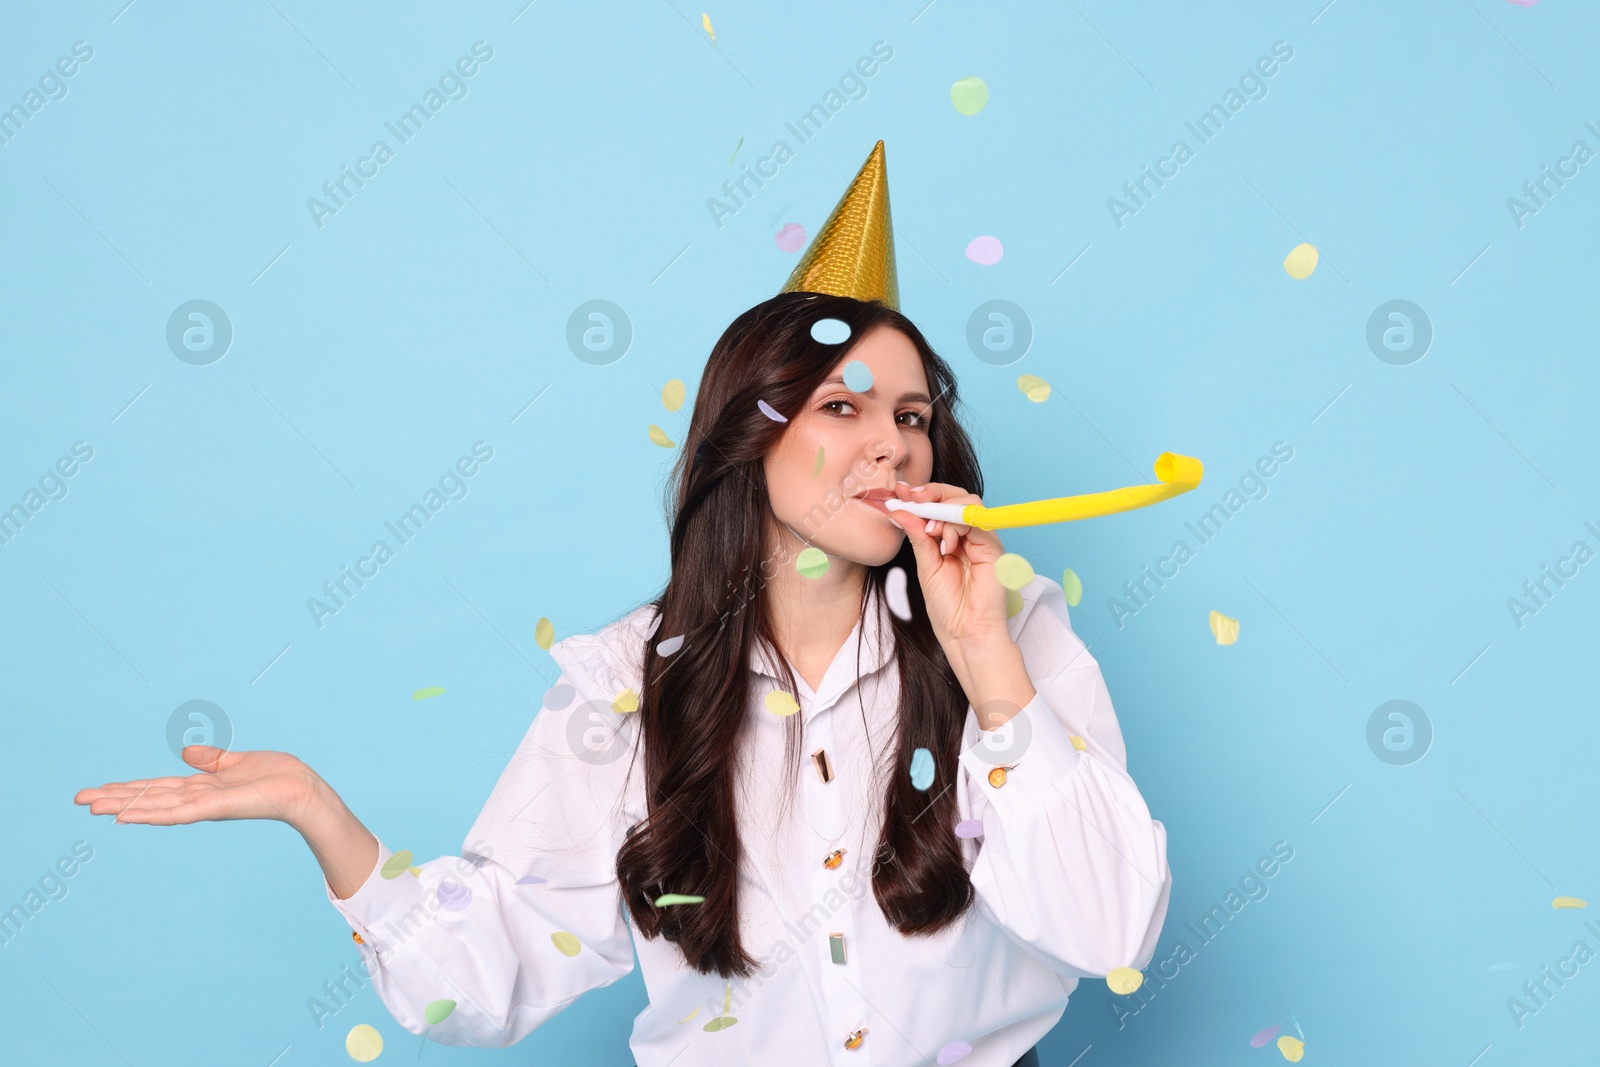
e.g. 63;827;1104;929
323;573;1172;1065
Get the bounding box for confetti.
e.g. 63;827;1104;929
648;424;677;448
543;683;574;710
437;880;472;911
345;1023;383;1061
796;546;829;578
645;612;663;639
1017;373;1051;402
954;819;985;839
842;359;873;391
1106;967;1143;995
727;136;743;163
1553;896;1587;908
950;75;989;115
938;1040;973;1064
1505;0;1537;7
703;1015;738;1032
812;446;825;476
613;687;640;713
656;633;685;656
994;552;1035;590
412;687;445;700
765;689;800;716
535;617;555;649
662;379;687;411
1068;735;1087;751
910;746;935;790
776;222;807;252
701;12;715;42
1283;243;1319;280
757;398;788;422
653;893;706;906
551;931;582;956
1277;1035;1304;1062
424;999;456;1025
886;566;912;621
810;318;851;344
515;874;548;885
381;850;414;879
1062;568;1083;606
965;236;1003;265
1250;1024;1280;1048
1209;610;1240;645
1006;588;1023;618
409;866;421;876
678;1006;701;1024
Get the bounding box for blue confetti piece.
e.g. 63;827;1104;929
841;359;873;391
910;747;935;790
810;318;851;344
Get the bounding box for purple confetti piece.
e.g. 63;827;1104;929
1249;1024;1280;1048
757;399;788;422
515;874;548;886
437;880;472;911
937;1040;972;1064
954;819;985;839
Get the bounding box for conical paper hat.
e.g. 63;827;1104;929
778;140;899;310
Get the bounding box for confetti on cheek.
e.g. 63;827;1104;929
543;683;574;710
1553;896;1587;908
765;690;800;716
551;931;582;956
1277;1035;1305;1062
842;359;873;391
1061;568;1083;606
757;399;788;422
796;546;829;578
885;566;913;621
965;236;1003;265
1249;1024;1280;1048
653;893;706;906
381;850;414;879
811;317;851;344
776;223;807;252
910;747;935;790
994;552;1035;590
1209;610;1240;645
1105;967;1143;995
1283;243;1319;280
437;881;472;911
1017;373;1051;402
412;686;445;700
954;818;984;839
345;1023;383;1061
950;75;989;115
937;1040;973;1064
812;446;825;476
613;688;640;713
662;379;686;411
648;425;677;448
656;633;685;656
515;874;548;885
535;617;555;649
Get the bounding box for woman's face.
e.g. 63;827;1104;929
762;324;937;566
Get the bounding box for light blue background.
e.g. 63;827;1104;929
3;0;1597;1063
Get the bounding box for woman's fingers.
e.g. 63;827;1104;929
77;775;191;801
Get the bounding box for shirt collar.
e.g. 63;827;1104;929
749;583;897;704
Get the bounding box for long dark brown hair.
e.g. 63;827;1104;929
614;290;986;978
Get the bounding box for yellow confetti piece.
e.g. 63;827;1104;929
412;686;445;700
812;446;825;477
1277;1035;1305;1062
1283;242;1319;280
703;1015;738;1031
994;552;1035;590
345;1022;383;1061
654;893;706;906
678;1006;701;1024
796;545;829;578
1069;734;1087;751
613;687;640;713
765;689;800;716
662;379;686;411
1209;610;1240;645
535;617;555;650
409;866;421;876
1017;373;1051;402
380;849;414;879
1005;587;1023;618
701;12;715;42
648;424;677;448
1106;967;1143;995
1553;896;1587;908
551;931;582;956
724;981;731;1013
1062;568;1083;606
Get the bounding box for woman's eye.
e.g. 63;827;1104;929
822;399;856;416
899;410;929;429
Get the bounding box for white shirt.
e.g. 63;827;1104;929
323;573;1172;1065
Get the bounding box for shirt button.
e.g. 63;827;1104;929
988;764;1017;788
352;931;365;945
844;1027;868;1050
823;848;846;870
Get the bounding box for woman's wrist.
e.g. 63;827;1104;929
946;637;1036;729
295;772;381;900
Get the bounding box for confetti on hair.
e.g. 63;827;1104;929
535;617;555;649
812;445;825;476
515;874;548;885
345;1023;383;1061
1553;896;1587;908
412;687;445;700
965;236;1003;265
437;880;472;911
885;566;913;620
1283;243;1319;280
1061;568;1083;606
644;611;663;639
954;819;984;839
551;931;582;956
653;893;706;906
810;318;851;344
796;546;829;578
381;850;414;879
613;688;640;713
950;75;989;115
1106;967;1143;995
757;398;788;422
656;633;685;656
701;12;715;42
842;359;873;391
662;379;686;411
1249;1024;1280;1048
648;424;677;447
1017;374;1051;402
765;690;800;716
910;747;935;790
776;222;807;252
994;552;1035;590
937;1040;973;1064
1277;1035;1305;1062
1209;610;1240;645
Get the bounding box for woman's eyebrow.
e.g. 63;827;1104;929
817;376;933;405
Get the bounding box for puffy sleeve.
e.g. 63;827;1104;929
322;638;644;1047
955;575;1172;981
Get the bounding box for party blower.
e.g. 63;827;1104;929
884;452;1203;531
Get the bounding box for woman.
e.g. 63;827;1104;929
74;145;1171;1066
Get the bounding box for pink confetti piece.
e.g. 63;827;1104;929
937;1040;972;1064
776;222;807;252
1505;0;1537;6
965;235;1003;265
757;399;787;422
954;819;985;838
1250;1024;1280;1048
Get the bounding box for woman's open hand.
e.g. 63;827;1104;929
887;481;1013;650
74;746;322;829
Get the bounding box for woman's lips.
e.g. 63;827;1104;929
856;496;892;514
854;488;899;515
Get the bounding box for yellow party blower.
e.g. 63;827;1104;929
884;452;1203;531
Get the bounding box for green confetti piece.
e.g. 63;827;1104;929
1061;568;1083;606
412;687;445;700
728;136;743;163
950;75;989;116
381;850;414;879
535;617;555;649
994;552;1035;591
796;546;829;579
424;999;456;1025
703;1015;739;1032
653;893;706;906
812;446;825;477
551;931;582;956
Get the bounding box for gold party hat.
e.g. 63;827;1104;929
779;140;899;310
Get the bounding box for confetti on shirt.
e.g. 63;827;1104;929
437;881;472;911
613;688;640;713
954;819;984;839
515;874;548;885
551;931;582;956
424;999;456;1025
381;850;414;879
765;690;800;716
412;686;445;700
1209;610;1240;645
938;1040;973;1064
